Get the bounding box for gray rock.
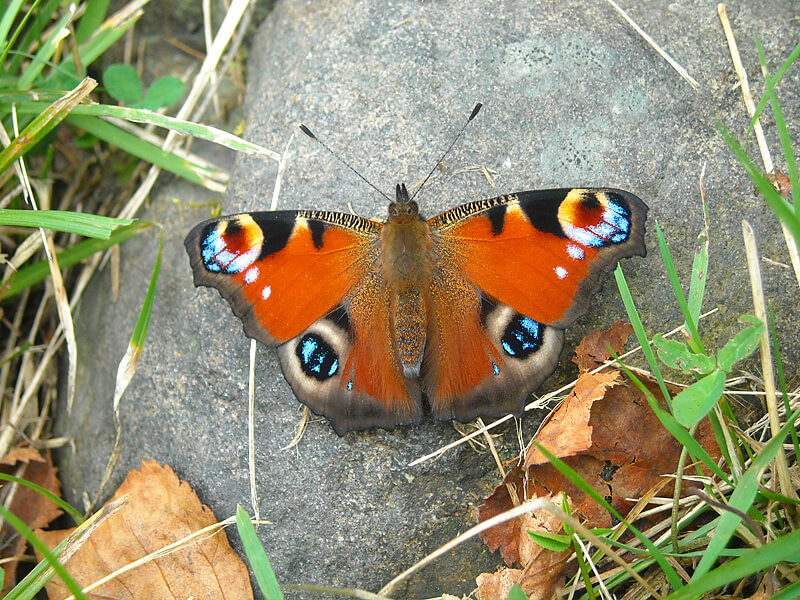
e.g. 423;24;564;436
56;0;799;597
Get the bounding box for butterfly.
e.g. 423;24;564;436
185;116;648;435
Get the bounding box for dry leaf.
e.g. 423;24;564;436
476;505;570;600
1;446;46;465
479;490;573;584
480;367;720;567
766;169;791;199
36;460;252;600
0;447;61;591
525;371;622;468
525;372;719;502
572;321;633;373
476;568;530;599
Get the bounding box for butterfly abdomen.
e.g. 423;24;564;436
380;214;436;377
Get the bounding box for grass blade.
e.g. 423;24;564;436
66;114;220;188
75;0;111;44
0;0;42;67
0;473;83;525
17;4;76;89
656;222;704;352
236;506;284;600
76;0;144;67
0;78;97;174
0;221;151;301
0;504;88;600
0;209;133;239
667;528;800;599
7;0;60;74
112;231;161;408
755;37;799;213
614;265;672;408
692;406;800;580
717;123;800;247
0;0;27;46
768;304;800;464
687;171;709;325
6;496;128;600
746;39;800;144
93;232;162;506
73;103;278;159
5;99;279;160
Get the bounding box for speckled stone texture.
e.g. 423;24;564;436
55;1;799;597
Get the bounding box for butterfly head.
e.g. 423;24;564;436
388;183;420;220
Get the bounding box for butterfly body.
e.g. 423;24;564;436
185;185;647;434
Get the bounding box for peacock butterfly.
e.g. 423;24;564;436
184;106;648;434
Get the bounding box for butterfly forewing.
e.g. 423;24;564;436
429;188;648;328
185;210;381;344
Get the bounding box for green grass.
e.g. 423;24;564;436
0;1;269;595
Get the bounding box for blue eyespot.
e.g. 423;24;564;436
296;333;339;381
501;316;543;359
563;197;631;247
492;363;500;376
200;226;260;274
201;229;224;272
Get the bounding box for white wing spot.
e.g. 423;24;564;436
261;285;272;300
567;244;585;260
555;266;568;279
227;247;260;273
244;266;259;284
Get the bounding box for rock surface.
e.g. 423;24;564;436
56;0;799;596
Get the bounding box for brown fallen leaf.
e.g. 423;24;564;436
36;460;252;600
766;169;791;199
526;371;623;468
480;367;720;567
476;568;530;599
0;446;62;591
572;321;634;373
476;496;571;600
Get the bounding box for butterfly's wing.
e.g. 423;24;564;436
422;263;566;422
424;188;647;421
185;210;422;434
276;283;423;435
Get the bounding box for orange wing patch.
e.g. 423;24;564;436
423;268;499;411
277;276;422;434
431;189;647;328
345;281;418;413
185;211;380;344
441;205;598;325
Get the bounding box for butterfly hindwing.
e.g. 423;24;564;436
422;268;565;423
429;188;648;328
277;285;423;434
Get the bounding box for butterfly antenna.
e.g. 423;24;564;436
298;124;392;203
409;102;483;202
